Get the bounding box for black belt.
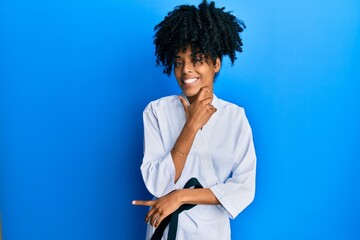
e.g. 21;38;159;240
151;177;203;240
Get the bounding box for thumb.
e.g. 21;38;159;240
178;96;189;114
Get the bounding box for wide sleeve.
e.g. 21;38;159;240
209;111;256;219
140;103;177;198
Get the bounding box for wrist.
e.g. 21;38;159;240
176;189;188;205
172;147;187;158
184;121;200;133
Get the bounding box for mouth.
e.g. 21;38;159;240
183;77;199;86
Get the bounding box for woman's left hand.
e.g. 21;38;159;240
132;190;183;228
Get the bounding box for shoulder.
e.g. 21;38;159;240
215;96;246;117
215;96;252;128
144;95;180;114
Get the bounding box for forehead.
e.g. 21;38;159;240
174;46;204;58
175;49;190;58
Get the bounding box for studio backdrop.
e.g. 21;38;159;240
1;0;359;239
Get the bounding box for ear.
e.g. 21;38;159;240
214;58;221;73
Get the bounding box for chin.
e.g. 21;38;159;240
183;87;200;97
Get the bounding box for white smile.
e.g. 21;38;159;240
183;78;199;85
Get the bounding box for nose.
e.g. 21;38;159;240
182;60;194;74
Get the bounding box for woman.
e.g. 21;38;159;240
132;1;256;239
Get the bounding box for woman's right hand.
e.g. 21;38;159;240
132;190;183;228
179;87;217;131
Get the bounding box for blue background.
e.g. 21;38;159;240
1;0;359;239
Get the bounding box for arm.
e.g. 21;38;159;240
171;87;217;182
135;87;218;226
132;187;220;228
178;187;220;205
209;110;256;219
136;107;256;226
141;88;216;196
170;121;197;183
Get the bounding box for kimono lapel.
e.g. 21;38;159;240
193;131;218;187
178;93;221;187
181;94;221;187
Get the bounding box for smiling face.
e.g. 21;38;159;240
173;46;221;103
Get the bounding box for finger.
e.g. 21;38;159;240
203;88;213;99
132;200;153;207
178;96;189;114
200;86;210;92
201;97;213;105
197;87;211;101
145;207;157;223
154;213;167;228
207;106;214;113
150;213;161;226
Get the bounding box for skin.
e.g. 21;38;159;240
133;46;222;228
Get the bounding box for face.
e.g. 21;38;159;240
173;46;221;103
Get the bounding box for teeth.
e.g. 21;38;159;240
184;78;198;84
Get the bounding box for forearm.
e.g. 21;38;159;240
178;188;220;205
171;122;198;182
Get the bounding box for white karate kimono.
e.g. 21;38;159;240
141;94;256;240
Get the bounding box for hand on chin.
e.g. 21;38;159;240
183;86;212;104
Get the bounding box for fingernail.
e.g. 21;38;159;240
132;201;135;205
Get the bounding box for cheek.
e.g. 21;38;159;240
174;71;182;84
201;68;214;79
174;71;180;80
174;67;181;75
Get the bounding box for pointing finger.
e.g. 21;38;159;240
132;200;154;207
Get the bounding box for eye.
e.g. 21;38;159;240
174;61;182;67
194;57;203;64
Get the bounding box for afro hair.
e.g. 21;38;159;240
153;0;246;75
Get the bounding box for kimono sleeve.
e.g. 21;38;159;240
140;103;176;198
210;111;256;219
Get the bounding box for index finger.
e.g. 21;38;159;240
132;200;154;207
197;87;212;101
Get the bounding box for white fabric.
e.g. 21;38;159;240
141;94;256;240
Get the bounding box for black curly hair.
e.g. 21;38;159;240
154;0;246;76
